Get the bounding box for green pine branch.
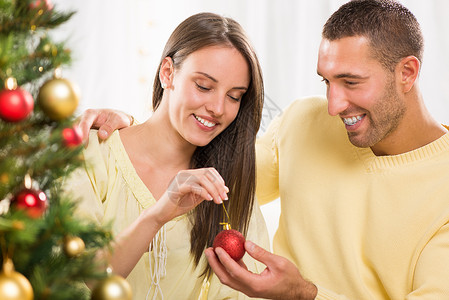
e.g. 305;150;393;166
1;1;116;299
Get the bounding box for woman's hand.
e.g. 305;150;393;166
152;168;229;225
112;167;228;277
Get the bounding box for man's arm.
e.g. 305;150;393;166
77;109;133;144
205;240;317;300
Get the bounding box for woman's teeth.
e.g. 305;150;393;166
195;115;216;128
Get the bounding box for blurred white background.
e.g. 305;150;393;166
53;0;449;247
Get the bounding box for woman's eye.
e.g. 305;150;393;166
228;95;240;102
196;83;210;91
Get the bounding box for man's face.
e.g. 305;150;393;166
317;36;406;152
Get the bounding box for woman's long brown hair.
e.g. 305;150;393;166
152;12;264;276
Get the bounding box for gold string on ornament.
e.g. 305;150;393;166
219;203;231;230
0;234;12;264
24;174;32;189
0;235;34;300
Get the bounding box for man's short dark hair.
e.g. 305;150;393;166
323;0;424;72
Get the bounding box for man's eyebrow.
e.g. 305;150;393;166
317;71;368;80
334;73;368;80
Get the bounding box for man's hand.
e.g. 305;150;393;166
77;108;133;145
205;240;318;300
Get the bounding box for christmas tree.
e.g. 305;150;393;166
0;1;131;299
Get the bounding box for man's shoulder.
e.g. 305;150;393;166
282;95;328;119
279;95;331;127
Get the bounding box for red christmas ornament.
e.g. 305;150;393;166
11;188;48;218
213;229;246;261
29;0;54;10
0;78;34;122
62;124;83;147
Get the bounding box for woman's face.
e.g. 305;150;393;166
162;45;250;147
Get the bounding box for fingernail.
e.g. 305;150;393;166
246;240;255;252
217;196;223;204
224;186;229;193
222;192;228;200
207;194;213;201
99;129;108;138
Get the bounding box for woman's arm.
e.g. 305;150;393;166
110;168;229;277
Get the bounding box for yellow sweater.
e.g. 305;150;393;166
256;96;449;299
67;130;270;300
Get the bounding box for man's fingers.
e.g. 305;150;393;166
78;109;134;143
77;110;99;145
244;240;275;267
97;112;123;140
205;247;244;290
97;123;113;140
214;247;256;281
205;247;229;277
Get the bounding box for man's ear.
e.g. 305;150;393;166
159;57;174;89
397;56;420;93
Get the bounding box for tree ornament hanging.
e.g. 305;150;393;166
11;188;47;219
91;268;132;300
0;258;33;300
62;124;83;147
213;227;246;261
37;69;80;120
10;175;47;219
0;78;34;123
29;0;54;11
63;236;85;258
212;203;246;261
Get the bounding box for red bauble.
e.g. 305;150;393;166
62;124;83;147
11;188;48;218
213;229;246;261
29;0;54;10
0;88;34;122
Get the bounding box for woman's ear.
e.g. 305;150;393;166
159;57;174;89
397;56;420;93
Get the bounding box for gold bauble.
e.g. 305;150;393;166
0;173;9;184
38;77;80;120
63;236;85;257
0;258;33;300
91;275;132;300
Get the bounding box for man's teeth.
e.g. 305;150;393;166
195;115;216;128
343;115;362;126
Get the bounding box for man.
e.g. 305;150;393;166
80;1;449;299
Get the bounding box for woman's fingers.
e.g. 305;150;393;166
167;168;229;206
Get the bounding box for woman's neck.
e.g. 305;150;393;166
120;116;196;171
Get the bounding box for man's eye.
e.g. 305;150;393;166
321;78;329;85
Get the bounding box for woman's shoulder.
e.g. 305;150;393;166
82;129;123;169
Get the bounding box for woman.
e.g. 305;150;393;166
68;12;269;299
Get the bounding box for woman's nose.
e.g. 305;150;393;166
205;95;225;116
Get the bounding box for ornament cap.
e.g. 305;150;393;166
4;77;17;90
2;257;14;274
220;222;231;230
53;67;62;79
24;174;32;189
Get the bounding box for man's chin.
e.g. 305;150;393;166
347;133;373;149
